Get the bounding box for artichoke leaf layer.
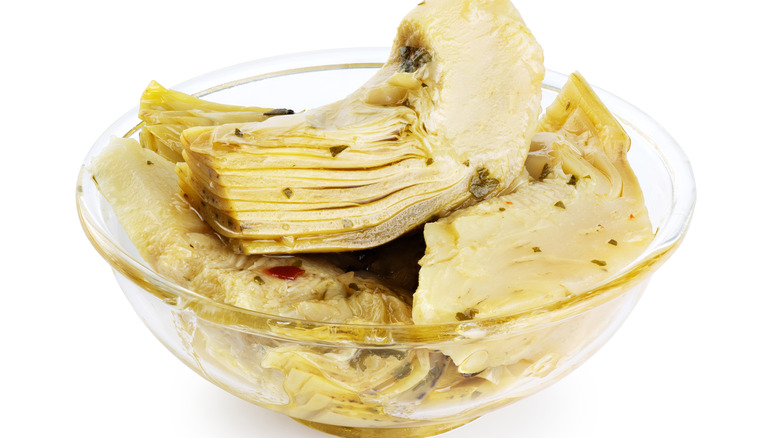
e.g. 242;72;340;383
178;0;545;254
138;81;279;162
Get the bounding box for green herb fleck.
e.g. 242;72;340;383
463;160;470;167
455;308;479;321
264;108;294;116
234;128;243;137
342;219;354;228
282;187;293;199
470;177;499;199
591;259;607;267
253;275;265;285
608;239;618;246
329;145;348;157
146;160;154;165
426;157;434;166
469;168;499;199
554;201;566;209
499;207;506;212
348;282;360;291
567;175;578;186
532;246;542;253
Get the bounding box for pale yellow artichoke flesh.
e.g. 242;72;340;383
415;71;653;324
138;81;279;162
178;0;544;254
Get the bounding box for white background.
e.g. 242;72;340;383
2;1;778;437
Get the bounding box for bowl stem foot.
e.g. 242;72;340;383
293;417;478;438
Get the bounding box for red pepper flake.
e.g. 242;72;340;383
629;213;636;220
505;201;513;205
263;265;305;280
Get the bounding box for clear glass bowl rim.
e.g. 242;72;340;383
76;47;696;345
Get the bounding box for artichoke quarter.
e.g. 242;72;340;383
412;72;655;373
90;137;415;324
415;72;654;324
177;0;545;254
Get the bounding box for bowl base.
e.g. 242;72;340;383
293;417;477;438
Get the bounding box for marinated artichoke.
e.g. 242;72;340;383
176;0;544;254
90;137;413;324
414;72;654;372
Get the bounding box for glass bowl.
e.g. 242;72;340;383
76;48;695;438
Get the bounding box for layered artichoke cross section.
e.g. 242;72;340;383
171;0;544;254
176;81;462;254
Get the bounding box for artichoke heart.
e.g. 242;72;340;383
90;137;414;324
415;72;653;326
177;0;545;254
